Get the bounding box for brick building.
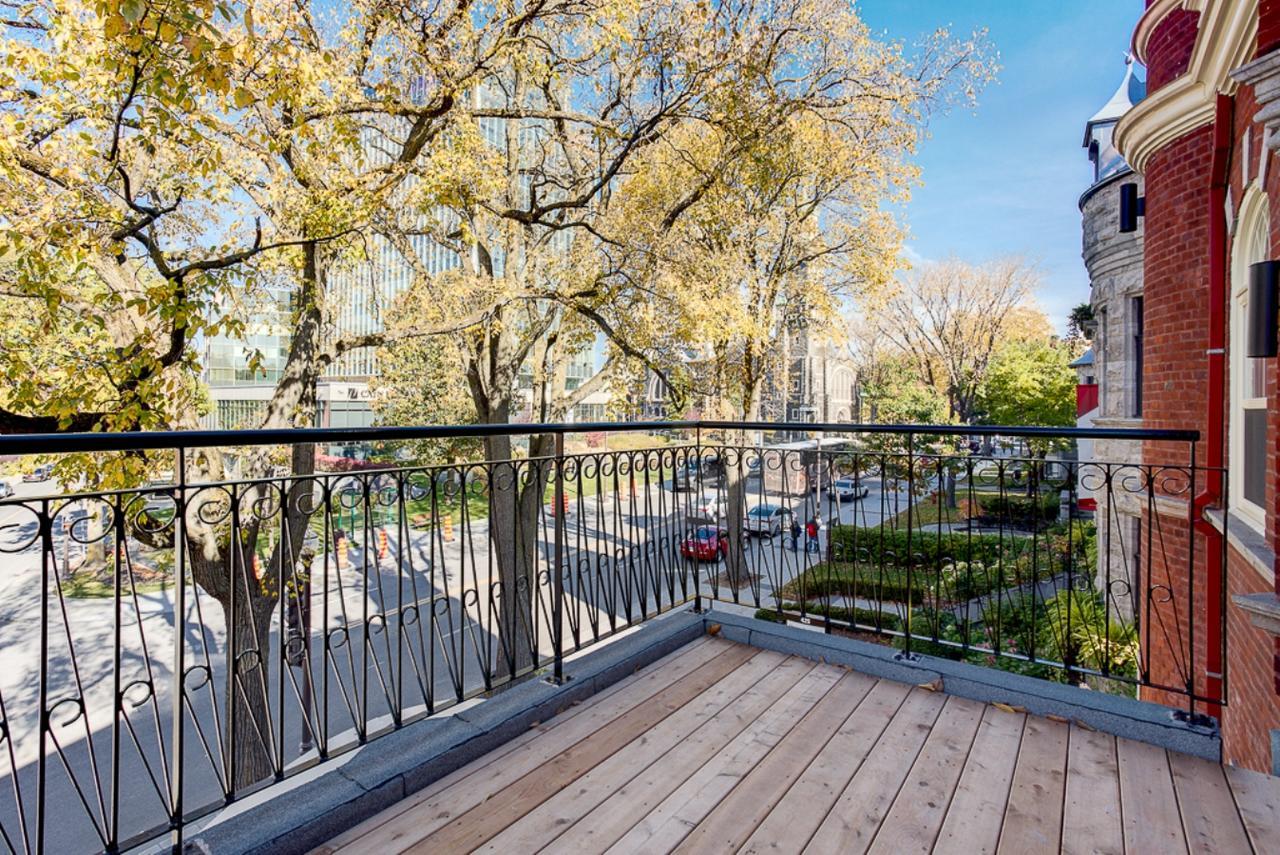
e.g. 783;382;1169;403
1115;0;1280;773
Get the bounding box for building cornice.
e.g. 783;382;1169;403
1078;166;1136;210
1133;0;1197;65
1117;0;1257;174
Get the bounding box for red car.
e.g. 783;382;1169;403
680;526;728;561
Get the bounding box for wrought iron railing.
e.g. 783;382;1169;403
0;420;1222;852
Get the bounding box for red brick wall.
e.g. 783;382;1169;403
1137;123;1214;722
1146;9;1201;92
1261;0;1280;56
1141;126;1213;467
1223;555;1280;769
1220;72;1280;774
1137;515;1201;707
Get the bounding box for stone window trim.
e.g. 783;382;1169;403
1228;183;1269;534
1203;506;1275;587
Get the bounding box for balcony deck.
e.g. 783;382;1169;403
313;636;1280;854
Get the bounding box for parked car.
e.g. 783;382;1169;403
23;465;52;483
689;494;727;521
680;526;728;561
829;477;870;500
672;455;725;491
744;503;793;536
0;482;13;499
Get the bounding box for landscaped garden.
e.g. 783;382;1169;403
779;520;1095;604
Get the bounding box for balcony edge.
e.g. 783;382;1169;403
180;610;705;855
703;610;1222;763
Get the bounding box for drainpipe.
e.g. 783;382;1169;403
1193;93;1232;717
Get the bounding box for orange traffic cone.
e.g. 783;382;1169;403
441;515;454;542
252;554;261;579
560;493;570;516
377;528;389;560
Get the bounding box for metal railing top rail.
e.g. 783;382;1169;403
0;420;1200;455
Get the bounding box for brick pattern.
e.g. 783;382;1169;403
1262;0;1280;56
1136;513;1202;706
1224;553;1280;770
1141;126;1213;473
1146;9;1201;92
1137;44;1280;772
1229;85;1280;548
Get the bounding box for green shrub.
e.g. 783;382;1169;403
829;526;1009;566
973;493;1060;527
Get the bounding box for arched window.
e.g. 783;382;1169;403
1229;185;1270;531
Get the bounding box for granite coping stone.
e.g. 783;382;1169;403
182;609;703;855
704;610;1221;761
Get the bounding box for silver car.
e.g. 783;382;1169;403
744;503;792;536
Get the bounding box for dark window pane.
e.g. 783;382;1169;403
1244;408;1267;507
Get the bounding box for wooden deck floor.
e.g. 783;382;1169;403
316;637;1280;854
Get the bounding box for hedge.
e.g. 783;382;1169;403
795;523;1097;605
973;493;1060;527
829;526;1008;567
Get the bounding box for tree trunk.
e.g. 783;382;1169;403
484;430;550;681
224;592;277;790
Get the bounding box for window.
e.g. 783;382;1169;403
1096;307;1107;411
1230;187;1270;530
1129;297;1143;418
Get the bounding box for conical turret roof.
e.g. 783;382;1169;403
1083;56;1146;146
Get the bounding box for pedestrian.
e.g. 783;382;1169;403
805;517;818;554
789;518;801;551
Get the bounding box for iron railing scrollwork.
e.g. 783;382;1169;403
0;420;1222;853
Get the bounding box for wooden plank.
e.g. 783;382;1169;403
403;643;758;853
1115;737;1188;855
544;655;816;855
738;679;913;855
1225;762;1280;852
995;714;1068;855
1061;727;1123;855
326;637;730;854
603;663;847;854
866;695;986;855
933;705;1025;855
673;670;879;854
804;686;948;854
1168;750;1253;855
474;648;789;853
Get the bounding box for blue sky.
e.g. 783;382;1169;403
858;1;1142;329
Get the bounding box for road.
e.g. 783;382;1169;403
0;468;913;852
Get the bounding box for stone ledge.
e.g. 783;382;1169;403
1204;506;1275;586
181;609;705;855
703;610;1222;762
1232;592;1280;637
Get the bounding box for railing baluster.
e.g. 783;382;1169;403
0;420;1221;851
553;434;566;685
170;447;187;853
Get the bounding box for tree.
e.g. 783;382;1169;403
613;20;993;582
866;257;1048;424
2;0;641;786
1066;302;1095;345
979;339;1078;428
